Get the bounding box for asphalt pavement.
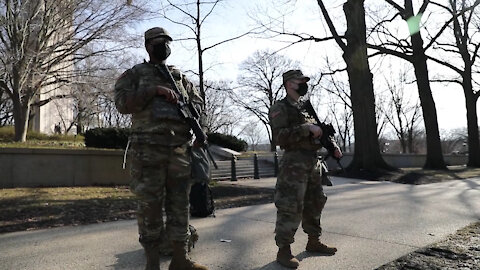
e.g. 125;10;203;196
1;176;479;270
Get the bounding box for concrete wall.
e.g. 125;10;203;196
0;148;130;188
0;148;469;188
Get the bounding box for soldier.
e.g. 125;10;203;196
268;69;343;269
114;27;208;270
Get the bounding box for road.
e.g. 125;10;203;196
1;177;479;270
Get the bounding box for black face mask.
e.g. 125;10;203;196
297;82;308;96
152;42;171;60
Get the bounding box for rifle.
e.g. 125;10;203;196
301;99;343;171
157;64;218;169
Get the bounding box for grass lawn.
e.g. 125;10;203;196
0;186;137;233
0;184;274;234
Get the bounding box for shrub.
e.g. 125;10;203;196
84;128;129;149
207;132;247;152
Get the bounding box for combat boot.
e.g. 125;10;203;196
168;241;208;270
143;243;160;270
306;235;337;255
276;245;299;269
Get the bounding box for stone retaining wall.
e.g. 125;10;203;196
0;148;469;188
0;148;130;188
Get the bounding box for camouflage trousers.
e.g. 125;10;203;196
129;142;192;247
274;150;327;248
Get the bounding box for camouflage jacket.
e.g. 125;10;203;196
269;96;336;152
114;62;204;146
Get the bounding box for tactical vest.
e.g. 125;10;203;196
277;98;322;152
129;63;192;145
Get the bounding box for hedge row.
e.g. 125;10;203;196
84;128;129;149
83;128;247;152
206;132;247;152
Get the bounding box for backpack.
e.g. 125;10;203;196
189;182;215;217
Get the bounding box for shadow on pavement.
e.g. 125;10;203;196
253;250;334;269
111;248;170;270
254;260;287;270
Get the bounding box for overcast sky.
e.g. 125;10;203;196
133;0;478;133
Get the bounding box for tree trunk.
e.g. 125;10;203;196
457;20;480;167
407;131;414;153
268;121;276;152
196;0;206;105
76;120;84;135
197;46;205;103
343;0;392;171
464;80;480;167
409;33;446;169
12;99;30;142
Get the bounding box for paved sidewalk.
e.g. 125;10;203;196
1;177;479;270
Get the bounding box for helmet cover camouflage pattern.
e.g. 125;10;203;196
282;69;310;83
144;27;173;42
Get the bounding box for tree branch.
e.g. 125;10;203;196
367;44;413;62
316;0;347;51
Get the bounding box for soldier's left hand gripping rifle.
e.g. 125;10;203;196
302;99;344;171
157;64;218;169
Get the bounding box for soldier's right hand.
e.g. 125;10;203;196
308;124;323;138
156;86;178;104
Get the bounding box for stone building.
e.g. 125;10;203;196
27;0;74;135
30;88;74;135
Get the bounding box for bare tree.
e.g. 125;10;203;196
0;0;147;141
367;0;453;168
234;50;300;151
69;47;135;133
203;80;241;134
239;121;264;151
317;0;393;171
375;90;389;140
326;95;353;153
426;0;480;166
157;0;259;103
378;64;423;153
0;88;12;125
440;127;469;154
315;67;354;153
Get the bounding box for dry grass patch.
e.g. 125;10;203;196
0;184;274;234
0;186;136;233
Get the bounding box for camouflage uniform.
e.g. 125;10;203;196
269;96;336;248
114;62;203;250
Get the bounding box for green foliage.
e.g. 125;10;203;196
84;128;129;149
207;132;248;152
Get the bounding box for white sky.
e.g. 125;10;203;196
132;0;478;133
